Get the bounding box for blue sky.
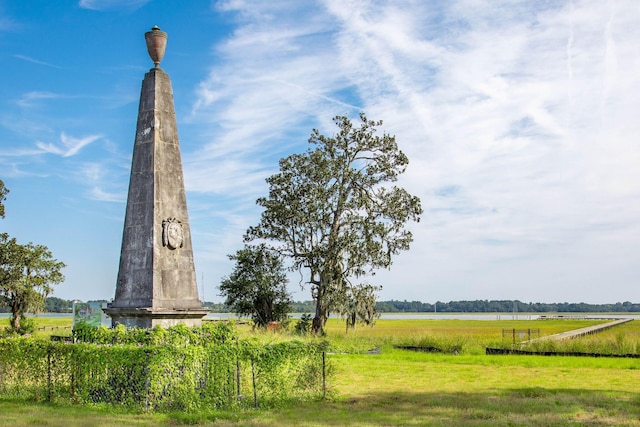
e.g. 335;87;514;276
1;0;639;304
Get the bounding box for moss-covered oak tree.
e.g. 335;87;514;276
246;114;422;334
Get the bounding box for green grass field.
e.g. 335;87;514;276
1;316;639;426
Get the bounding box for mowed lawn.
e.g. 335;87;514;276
1;316;639;426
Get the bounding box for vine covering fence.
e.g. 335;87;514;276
0;326;328;412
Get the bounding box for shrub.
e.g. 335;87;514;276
72;321;238;346
294;314;313;336
0;333;328;412
3;316;36;336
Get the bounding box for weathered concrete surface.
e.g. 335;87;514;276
104;67;208;328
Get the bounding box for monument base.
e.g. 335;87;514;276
102;306;210;329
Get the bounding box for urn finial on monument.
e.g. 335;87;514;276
145;25;167;68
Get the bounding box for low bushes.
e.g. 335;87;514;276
0;323;328;412
72;321;239;346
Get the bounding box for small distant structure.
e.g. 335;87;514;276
74;301;111;328
103;27;208;328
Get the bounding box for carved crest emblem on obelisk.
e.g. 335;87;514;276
162;218;183;250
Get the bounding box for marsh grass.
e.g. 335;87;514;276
31;317;72;328
509;320;640;356
25;316;640;358
0;316;72;339
322;317;614;355
524;331;640;356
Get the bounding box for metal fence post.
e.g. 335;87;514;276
236;338;241;397
47;344;52;402
251;357;257;409
322;351;326;399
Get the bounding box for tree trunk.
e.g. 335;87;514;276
312;297;327;335
312;278;328;335
11;309;21;332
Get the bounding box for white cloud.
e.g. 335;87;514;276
78;0;151;12
89;186;125;203
185;1;358;207
35;132;102;157
16;91;65;108
13;54;61;69
189;0;640;302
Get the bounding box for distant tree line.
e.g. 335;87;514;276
374;300;640;313
292;299;640;313
0;298;106;314
9;298;636;314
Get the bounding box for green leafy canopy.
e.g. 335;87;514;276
246;114;423;333
0;180;65;333
0;179;8;219
219;244;292;328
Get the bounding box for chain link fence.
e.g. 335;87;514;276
0;338;328;411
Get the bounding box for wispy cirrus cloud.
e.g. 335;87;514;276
78;0;151;12
88;186;125;203
189;0;640;302
16;91;66;108
187;1;358;198
35;132;102;157
13;54;61;69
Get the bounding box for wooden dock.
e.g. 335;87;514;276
523;318;633;344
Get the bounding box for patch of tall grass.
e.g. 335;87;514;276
523;331;639;356
321;317;621;355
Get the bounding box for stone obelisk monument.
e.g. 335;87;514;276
104;26;208;328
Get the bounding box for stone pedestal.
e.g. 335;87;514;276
103;307;208;329
103;28;208;328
